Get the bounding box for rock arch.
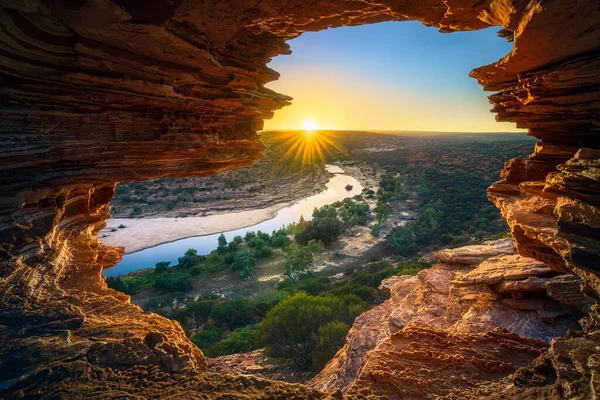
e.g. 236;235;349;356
0;0;598;398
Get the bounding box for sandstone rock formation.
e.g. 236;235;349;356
1;0;599;398
310;240;588;397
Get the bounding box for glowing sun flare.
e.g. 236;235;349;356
301;120;318;131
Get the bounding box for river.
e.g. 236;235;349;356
104;165;363;276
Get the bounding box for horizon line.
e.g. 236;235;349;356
259;129;529;135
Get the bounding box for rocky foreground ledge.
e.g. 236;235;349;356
312;239;592;399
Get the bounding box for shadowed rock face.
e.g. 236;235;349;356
0;0;599;398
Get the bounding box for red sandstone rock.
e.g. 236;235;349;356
0;0;599;398
434;238;516;265
311;240;581;396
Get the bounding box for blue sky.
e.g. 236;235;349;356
263;21;523;132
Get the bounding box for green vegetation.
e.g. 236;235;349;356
352;137;533;257
106;132;535;372
110;132;339;217
107;218;429;366
258;292;367;368
294;198;370;245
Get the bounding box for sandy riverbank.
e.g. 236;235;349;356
100;202;288;253
100;163;378;254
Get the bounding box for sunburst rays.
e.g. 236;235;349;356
268;130;347;175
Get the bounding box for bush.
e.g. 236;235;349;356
206;328;260;357
106;276;128;293
190;266;203;276
210;298;258;330
330;283;372;301
296;275;330;296
178;248;204;269
345;184;353;191
440;234;454;244
173;299;217;329
154;273;192;292
258;292;367;368
312;321;350;369
230;248;256;279
191;324;223;350
155;261;170;274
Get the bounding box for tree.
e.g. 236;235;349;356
230;248;256;279
312;321;350;368
210;298;258;329
206;328;260;357
174;299;217;330
306;239;325;268
295;206;342;246
283;243;312;282
217;234;228;253
154;273;192;292
339;207;359;236
178;248;203;269
155;261;170;273
345;184;353;191
244;231;256;242
258;293;366;368
270;228;291;248
228;235;244;252
374;203;392;225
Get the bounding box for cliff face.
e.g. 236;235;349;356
1;0;599;398
311;240;590;397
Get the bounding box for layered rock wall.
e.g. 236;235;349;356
311;240;590;397
1;0;599;398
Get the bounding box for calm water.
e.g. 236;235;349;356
104;165;363;276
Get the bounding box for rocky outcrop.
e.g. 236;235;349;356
311;240;588;397
1;0;599;398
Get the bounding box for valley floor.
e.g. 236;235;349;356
101;163;378;254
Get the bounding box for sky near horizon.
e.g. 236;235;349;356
263;22;524;133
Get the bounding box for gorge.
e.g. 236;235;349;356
1;0;599;399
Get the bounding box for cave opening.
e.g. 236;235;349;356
1;1;598;398
101;21;528;275
95;20;583;392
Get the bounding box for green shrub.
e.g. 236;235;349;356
210;298;258;330
258;292;367;369
311;321;350;369
230;248;256;279
154;273;192;292
206;328;260;357
440;234;454;244
191;324;223;350
178;248;204;269
190;266;203;276
155;261;170;274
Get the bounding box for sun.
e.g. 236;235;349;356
301;120;318;131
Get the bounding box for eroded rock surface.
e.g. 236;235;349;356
1;0;599;398
311;240;587;397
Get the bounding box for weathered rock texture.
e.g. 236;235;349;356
1;0;599;398
310;240;589;397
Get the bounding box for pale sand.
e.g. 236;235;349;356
100;203;287;253
100;164;368;254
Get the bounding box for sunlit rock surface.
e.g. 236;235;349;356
1;0;599;398
310;240;586;396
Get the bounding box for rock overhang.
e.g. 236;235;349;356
1;0;599;398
